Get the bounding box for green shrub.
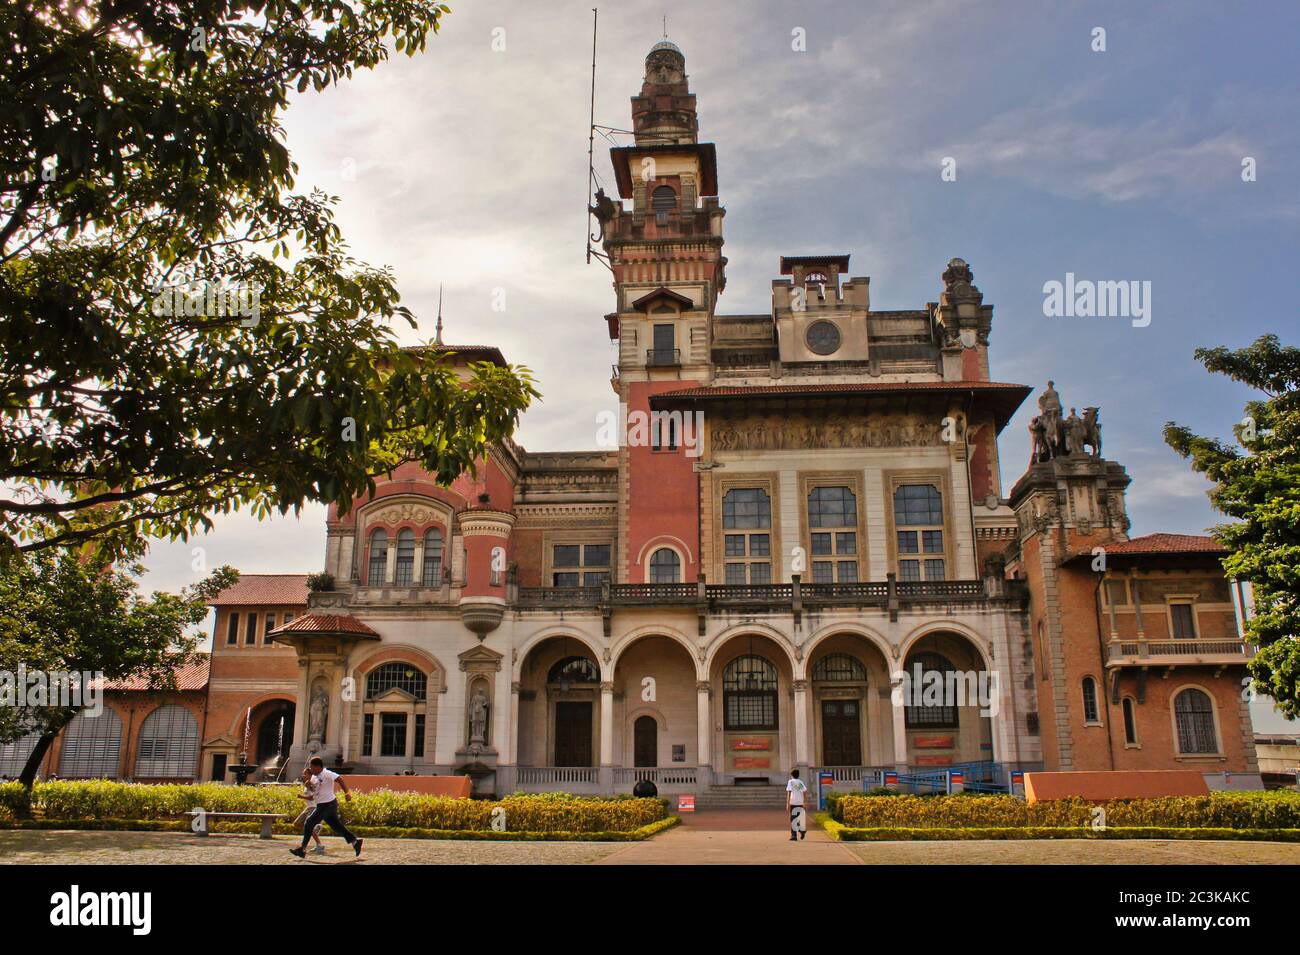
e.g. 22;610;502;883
834;790;1300;830
0;782;30;816
18;781;668;833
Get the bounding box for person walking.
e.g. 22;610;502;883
289;757;363;859
786;768;808;841
292;766;326;854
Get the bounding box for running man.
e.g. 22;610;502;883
290;757;363;859
786;768;808;841
293;765;326;854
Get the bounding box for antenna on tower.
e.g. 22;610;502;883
434;283;444;346
585;8;600;267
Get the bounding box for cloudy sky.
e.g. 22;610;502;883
140;0;1296;630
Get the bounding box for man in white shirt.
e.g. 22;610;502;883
290;757;363;859
786;768;808;841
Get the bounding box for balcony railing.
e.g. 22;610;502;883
515;578;1011;611
516;767;598;785
645;347;681;367
614;767;698;787
1106;637;1249;667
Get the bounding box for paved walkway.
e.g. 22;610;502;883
845;838;1300;865
600;816;859;865
0;829;623;865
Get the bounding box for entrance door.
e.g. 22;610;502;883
821;699;862;766
633;716;658;767
554;701;593;767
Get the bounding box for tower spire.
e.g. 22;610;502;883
435;283;444;346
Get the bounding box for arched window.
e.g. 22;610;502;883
808;486;858;583
722;488;772;585
368;528;388;584
0;729;41;778
903;652;958;728
649;548;681;583
58;709;123;778
894;484;945;581
1174;688;1218;755
394;528;415;586
422;528;444;586
812;653;866;682
1082;676;1100;724
365;662;427;700
547;656;599;685
1122;697;1138;746
722;655;778;730
651;185;677;214
134;705;199;778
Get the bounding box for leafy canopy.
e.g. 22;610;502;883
1164;335;1300;717
0;546;238;787
0;1;538;557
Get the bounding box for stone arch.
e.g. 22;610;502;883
610;625;703;679
513;627;606;680
898;620;995;672
702;621;799;676
634;534;695;570
351;643;446;691
226;692;297;739
801;622;894;672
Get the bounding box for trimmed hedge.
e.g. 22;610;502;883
833;791;1300;830
822;822;1300;842
2;814;681;842
0;780;667;834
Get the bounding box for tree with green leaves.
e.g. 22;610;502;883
1165;334;1300;718
1;1;537;558
0;547;238;791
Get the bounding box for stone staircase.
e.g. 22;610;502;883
694;784;789;809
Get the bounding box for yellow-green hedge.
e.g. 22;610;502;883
833;790;1300;830
1;781;666;833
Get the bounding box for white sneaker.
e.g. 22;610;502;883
311;844;327;855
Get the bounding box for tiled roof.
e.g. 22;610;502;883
651;380;1032;430
99;655;210;692
403;344;507;366
210;575;310;606
268;612;380;638
1102;533;1226;556
654;380;1029;399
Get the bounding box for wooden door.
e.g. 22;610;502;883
633;716;658;768
554;702;593;767
821;699;862;766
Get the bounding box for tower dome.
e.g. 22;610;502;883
648;38;683;57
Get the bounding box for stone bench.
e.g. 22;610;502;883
187;810;288;839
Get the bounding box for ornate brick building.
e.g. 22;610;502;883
188;39;1259;798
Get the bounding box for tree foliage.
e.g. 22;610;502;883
0;1;538;557
1164;335;1300;717
0;547;238;789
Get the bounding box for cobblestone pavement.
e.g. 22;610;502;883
846;839;1300;865
0;830;624;865
3;828;1297;866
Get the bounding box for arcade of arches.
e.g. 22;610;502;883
512;630;994;783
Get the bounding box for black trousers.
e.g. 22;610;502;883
299;799;357;849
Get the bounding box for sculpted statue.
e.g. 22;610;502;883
1038;380;1064;456
308;681;329;742
1082;407;1102;457
1063;407;1089;456
1028;415;1051;465
468;687;490;745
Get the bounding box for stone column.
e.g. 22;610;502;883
892;687;909;771
696;680;713;791
793;679;811;774
599;681;615;794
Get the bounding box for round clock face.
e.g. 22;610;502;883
806;320;841;356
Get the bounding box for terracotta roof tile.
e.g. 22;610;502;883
1101;533;1226;556
268;612;380;638
210;575;310;606
99;655;210;692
